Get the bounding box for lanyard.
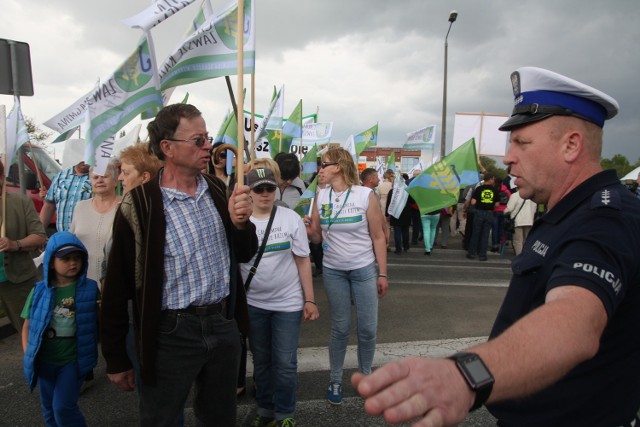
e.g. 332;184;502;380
326;187;351;231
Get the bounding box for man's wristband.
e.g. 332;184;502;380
304;300;317;306
378;274;387;278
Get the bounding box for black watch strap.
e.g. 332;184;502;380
448;352;494;411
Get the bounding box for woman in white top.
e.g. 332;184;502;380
69;160;121;285
305;147;388;405
504;189;538;255
241;167;319;427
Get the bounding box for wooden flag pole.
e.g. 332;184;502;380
235;0;245;184
1;105;7;238
250;73;256;163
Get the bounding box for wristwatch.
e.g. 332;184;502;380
16;240;23;252
448;352;494;411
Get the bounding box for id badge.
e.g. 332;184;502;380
322;242;329;252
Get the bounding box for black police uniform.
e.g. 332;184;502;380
487;170;640;427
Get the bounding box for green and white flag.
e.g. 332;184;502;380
4;96;30;176
403;125;436;150
158;0;256;91
273;99;302;159
355;123;378;156
85;37;163;166
294;175;318;218
122;0;197;31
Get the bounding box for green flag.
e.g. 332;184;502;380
355;123;378;156
386;151;396;173
294;175;318;217
214;110;238;147
273;99;302;159
406;138;480;214
300;144;318;183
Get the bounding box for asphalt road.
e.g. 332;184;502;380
0;234;514;426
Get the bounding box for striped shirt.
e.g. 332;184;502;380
45;167;92;231
161;174;230;309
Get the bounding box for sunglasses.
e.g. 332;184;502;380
166;136;213;147
253;186;277;194
320;161;338;169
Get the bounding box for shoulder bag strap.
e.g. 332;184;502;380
244;206;277;291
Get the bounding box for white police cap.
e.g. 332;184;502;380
499;67;619;131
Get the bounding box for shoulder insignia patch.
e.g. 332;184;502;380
590;188;621;210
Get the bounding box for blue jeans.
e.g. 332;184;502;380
420;214;440;252
248;306;302;420
37;361;86;427
323;262;378;383
139;310;241;427
469;210;493;257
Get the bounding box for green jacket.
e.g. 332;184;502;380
1;193;47;283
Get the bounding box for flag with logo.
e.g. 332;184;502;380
158;0;255;91
84;37;163;166
4;96;30;176
403;125;436;150
294;175;318;218
407;138;480;214
355;123;378;156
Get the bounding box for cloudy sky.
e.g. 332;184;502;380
2;0;640;162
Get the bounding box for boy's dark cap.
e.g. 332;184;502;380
55;245;83;258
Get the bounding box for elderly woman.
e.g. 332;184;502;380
69;160;121;285
305;147;388;405
118;143;163;195
241;166;319;427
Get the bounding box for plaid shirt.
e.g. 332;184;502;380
45;167;92;231
161;174;230;309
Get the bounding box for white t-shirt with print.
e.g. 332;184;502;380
241;206;310;312
316;185;374;270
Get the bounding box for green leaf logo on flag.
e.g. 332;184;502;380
114;41;153;92
216;0;252;50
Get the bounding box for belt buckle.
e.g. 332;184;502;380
195;306;209;315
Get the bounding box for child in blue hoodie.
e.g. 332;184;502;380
21;231;100;427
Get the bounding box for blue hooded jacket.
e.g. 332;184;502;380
23;231;99;391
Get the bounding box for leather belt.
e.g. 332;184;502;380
168;299;227;316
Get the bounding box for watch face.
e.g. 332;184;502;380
465;358;493;383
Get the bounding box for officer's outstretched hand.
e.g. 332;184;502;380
352;357;474;427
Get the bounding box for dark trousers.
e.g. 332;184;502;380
139;310;241;427
309;242;323;272
393;225;410;252
411;210;422;243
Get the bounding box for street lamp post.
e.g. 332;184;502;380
440;10;458;159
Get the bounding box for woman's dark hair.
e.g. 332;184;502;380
275;153;301;181
147;104;202;161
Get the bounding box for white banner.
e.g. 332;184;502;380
452;113;509;157
403;125;436;150
122;0;197;31
387;174;409;219
43;87;95;134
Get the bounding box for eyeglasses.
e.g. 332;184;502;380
320;161;338;169
166;136;213;147
252;186;277;194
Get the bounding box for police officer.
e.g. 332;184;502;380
352;67;640;427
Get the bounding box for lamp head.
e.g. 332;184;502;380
448;10;458;23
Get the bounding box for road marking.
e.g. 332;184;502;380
389;279;509;287
246;337;488;374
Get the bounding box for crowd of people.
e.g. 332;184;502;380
2;65;640;427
